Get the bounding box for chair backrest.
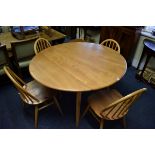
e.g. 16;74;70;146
11;37;38;61
100;39;120;53
100;88;147;120
0;45;10;75
34;38;51;55
3;66;39;104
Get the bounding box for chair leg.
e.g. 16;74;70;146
35;105;39;128
81;104;90;119
120;117;126;128
53;96;63;116
100;119;104;129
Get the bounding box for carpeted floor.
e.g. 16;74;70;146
0;66;155;129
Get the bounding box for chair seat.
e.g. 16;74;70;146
22;80;55;105
89;89;123;119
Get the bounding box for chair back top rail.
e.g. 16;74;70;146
34;37;51;55
3;66;39;103
100;88;147;120
100;39;120;53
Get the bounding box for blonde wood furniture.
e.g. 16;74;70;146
0;29;66;51
29;42;127;127
40;27;66;42
34;38;51;55
82;88;146;128
4;66;63;128
100;39;120;53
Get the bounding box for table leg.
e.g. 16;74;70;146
76;92;82;127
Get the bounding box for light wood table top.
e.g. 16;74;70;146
0;29;66;50
30;42;127;92
29;42;127;127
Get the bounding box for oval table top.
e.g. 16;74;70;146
29;42;127;92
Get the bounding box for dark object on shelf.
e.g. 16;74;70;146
137;39;155;81
100;26;142;66
10;26;39;40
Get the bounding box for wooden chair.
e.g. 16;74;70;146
0;45;11;75
82;88;146;129
11;37;38;72
100;39;120;53
34;38;51;55
3;66;63;128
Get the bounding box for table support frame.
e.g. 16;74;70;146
76;92;82;127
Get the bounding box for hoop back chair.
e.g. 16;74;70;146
4;66;63;128
100;39;120;53
11;37;38;72
34;38;51;55
0;45;11;75
82;88;146;128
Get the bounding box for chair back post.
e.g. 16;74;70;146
100;88;147;120
100;39;120;53
3;66;39;104
34;37;51;55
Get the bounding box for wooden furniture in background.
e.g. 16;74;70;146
100;39;120;53
100;26;142;65
52;26;77;39
82;88;146;128
0;45;11;75
11;37;38;73
0;28;66;51
34;38;51;55
29;42;127;127
39;28;66;44
3;66;63;128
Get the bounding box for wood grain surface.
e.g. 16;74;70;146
29;42;127;92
